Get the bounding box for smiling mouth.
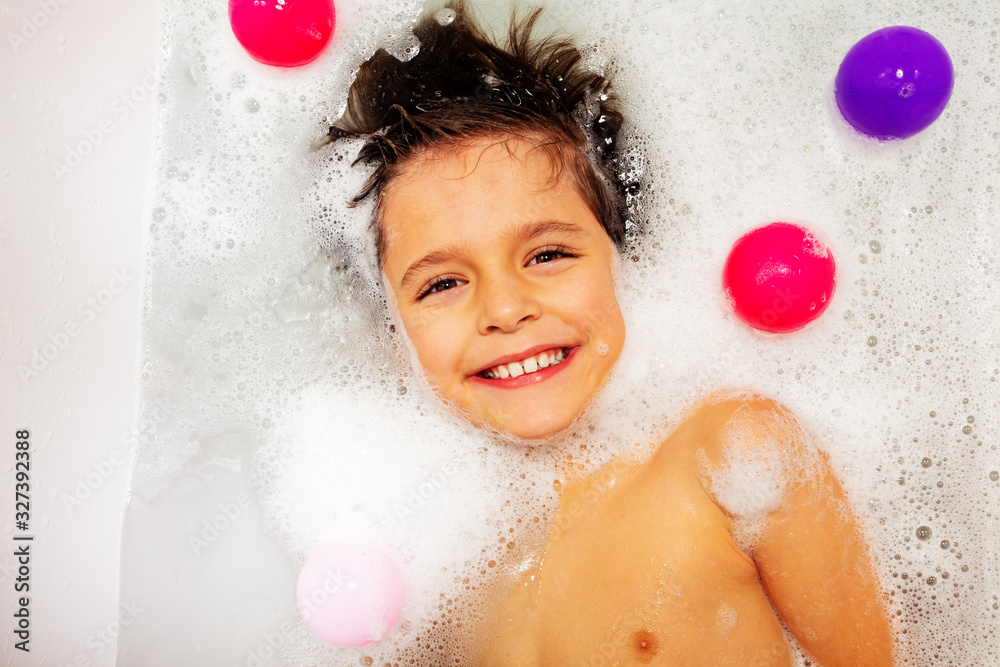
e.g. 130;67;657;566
477;347;572;380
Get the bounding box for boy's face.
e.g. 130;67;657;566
380;137;626;439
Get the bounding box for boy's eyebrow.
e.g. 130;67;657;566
504;219;589;244
399;220;589;291
400;246;466;290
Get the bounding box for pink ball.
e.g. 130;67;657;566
229;0;335;68
296;541;406;647
722;222;836;334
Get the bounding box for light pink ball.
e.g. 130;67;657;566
296;542;406;647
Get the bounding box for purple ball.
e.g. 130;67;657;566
835;26;954;140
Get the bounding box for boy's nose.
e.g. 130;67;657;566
476;274;541;334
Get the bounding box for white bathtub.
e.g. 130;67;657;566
0;0;156;664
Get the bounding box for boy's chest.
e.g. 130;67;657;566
481;452;791;666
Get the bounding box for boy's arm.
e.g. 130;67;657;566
699;396;895;666
749;400;894;666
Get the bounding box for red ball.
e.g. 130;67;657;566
722;222;836;334
229;0;335;68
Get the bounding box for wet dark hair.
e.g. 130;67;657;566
323;0;639;267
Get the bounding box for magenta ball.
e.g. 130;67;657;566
835;26;953;140
723;223;836;334
296;542;405;647
229;0;335;67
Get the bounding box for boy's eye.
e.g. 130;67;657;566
418;276;466;299
527;246;576;266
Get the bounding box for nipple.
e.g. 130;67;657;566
630;629;659;662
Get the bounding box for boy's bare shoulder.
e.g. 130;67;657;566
644;389;819;509
661;389;798;461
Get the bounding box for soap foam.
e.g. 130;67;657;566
121;0;1000;664
700;400;823;551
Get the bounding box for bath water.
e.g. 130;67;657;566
118;0;1000;664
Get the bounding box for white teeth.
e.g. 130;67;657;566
482;347;568;380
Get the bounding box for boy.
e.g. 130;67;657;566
325;2;894;663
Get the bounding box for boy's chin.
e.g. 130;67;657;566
472;408;579;444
